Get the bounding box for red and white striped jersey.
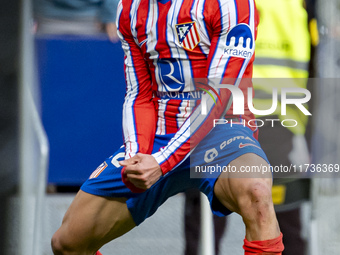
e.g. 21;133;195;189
117;0;259;175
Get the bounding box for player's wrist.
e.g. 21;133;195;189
151;152;170;175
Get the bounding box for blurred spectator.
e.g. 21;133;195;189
33;0;120;42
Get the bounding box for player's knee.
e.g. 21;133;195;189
51;231;65;255
237;180;273;221
246;180;272;208
51;230;84;255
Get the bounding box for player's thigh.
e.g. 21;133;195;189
214;153;273;214
53;190;135;252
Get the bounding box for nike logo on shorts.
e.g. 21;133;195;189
238;143;261;150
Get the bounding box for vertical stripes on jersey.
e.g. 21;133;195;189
176;0;197;51
116;1;123;30
121;39;140;158
205;0;256;82
119;0;156;159
154;0;172;58
154;0;258;174
176;0;197;79
220;0;255;82
153;0;193;92
153;113;192;171
145;0;159;59
156;99;168;135
129;0;139;43
118;1;139;158
177;100;193;127
167;0;186;57
153;92;219;173
155;99;192;135
192;0;210;56
205;0;227;79
132;0;150;50
164;99;183;134
154;0;199;136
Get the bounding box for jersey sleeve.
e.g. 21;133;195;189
152;0;258;175
117;2;157;159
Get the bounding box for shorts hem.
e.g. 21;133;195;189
80;185;129;198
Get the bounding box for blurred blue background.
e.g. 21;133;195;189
36;36;125;185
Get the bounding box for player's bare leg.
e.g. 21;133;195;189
51;190;135;255
214;153;283;253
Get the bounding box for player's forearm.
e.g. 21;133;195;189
151;89;229;174
123;100;156;159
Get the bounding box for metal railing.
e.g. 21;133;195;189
19;0;49;254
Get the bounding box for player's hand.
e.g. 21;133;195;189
119;153;162;190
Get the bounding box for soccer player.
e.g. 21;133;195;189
51;0;284;254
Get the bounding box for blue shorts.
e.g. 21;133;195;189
81;124;268;225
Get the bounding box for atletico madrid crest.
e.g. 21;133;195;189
175;21;200;51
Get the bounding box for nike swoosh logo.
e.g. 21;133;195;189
138;39;148;47
239;143;261;150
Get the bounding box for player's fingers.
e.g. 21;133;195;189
126;174;149;189
119;159;135;166
126;171;150;183
126;174;145;183
124;163;146;175
124;164;143;175
119;155;141;166
126;171;148;180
